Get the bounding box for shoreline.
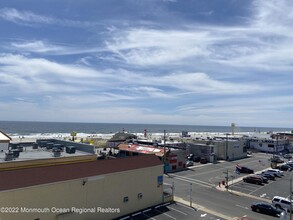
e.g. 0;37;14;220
10;130;275;144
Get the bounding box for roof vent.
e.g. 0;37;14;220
5;151;14;161
52;148;61;157
66;146;76;154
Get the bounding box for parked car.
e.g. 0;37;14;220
255;174;269;183
271;155;284;163
251;202;283;217
236;165;254;174
200;158;207;164
277;164;292;171
272;196;293;212
263;169;283;177
193;156;200;162
284;154;292;159
243;175;263;185
186;160;194;167
260;172;275;180
286;162;293;168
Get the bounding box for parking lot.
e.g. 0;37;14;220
230;169;293;201
116;202;225;220
163;152;293;219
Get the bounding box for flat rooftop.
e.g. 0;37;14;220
0;146;92;164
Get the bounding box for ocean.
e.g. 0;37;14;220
0;121;291;139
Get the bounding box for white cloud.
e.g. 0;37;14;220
7;40;102;55
0;7;98;27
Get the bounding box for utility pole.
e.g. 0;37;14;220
223;169;229;191
190;183;192;207
225;133;229;161
290;172;292;220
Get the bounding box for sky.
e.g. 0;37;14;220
0;0;292;128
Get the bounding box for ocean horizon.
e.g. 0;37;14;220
0;121;291;139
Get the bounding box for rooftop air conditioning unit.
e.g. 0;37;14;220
5;151;14;161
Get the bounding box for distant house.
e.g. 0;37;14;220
107;132;137;148
0;130;12;152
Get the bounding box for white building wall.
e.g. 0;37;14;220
0;143;9;152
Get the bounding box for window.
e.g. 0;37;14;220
123;196;129;203
282;200;290;205
137;193;143;199
268;144;274;148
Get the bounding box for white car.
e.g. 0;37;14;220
272;196;293;211
263;169;283;177
186;160;194;167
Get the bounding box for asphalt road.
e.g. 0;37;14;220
164;153;290;220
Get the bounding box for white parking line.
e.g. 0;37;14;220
143;208;152;213
131;212;141;217
235;204;249;210
155;209;177;220
175;202;197;211
168;206;188;215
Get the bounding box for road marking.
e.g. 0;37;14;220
175;202;198;211
155;208;177;220
170;174;214;187
260;193;267;198
131;212;141;217
201;213;207;217
168;206;188;215
235;204;249;210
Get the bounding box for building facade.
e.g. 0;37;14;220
0;155;163;220
186;138;247;161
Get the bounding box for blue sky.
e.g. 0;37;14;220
0;0;292;128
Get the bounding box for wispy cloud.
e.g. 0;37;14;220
0;7;98;27
7;40;102;55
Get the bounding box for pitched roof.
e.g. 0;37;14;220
108;132;137;142
0;154;162;191
0;130;12;141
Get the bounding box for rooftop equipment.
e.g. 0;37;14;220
66;146;76;154
32;143;38;149
5;151;14;161
46;143;54;150
52;148;61;157
12;149;20;158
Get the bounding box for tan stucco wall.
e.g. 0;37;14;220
0;165;163;220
